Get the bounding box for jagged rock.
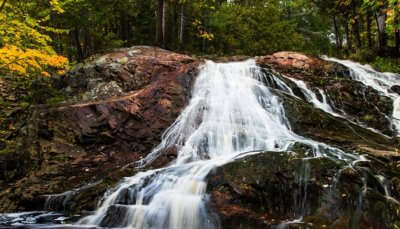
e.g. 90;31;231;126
0;46;201;212
257;52;395;136
208;151;400;228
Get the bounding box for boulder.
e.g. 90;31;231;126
0;46;201;212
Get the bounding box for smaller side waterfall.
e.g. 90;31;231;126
285;77;340;116
323;57;400;135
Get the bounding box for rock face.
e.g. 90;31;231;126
208;151;400;228
0;46;201;212
0;48;399;228
257;52;394;136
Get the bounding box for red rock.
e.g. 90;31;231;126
0;47;202;212
257;51;317;71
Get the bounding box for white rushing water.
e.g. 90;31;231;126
76;60;362;229
285;77;339;116
322;57;400;135
283;75;391;136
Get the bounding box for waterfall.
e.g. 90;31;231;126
322;57;400;135
76;60;362;228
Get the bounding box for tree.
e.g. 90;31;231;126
0;0;68;76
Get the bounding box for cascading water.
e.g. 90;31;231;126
284;75;391;136
322;57;400;135
284;77;339;116
75;60;362;229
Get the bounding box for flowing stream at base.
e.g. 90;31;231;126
75;60;363;229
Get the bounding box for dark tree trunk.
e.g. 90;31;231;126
162;0;168;48
156;0;163;46
179;3;184;45
353;18;362;48
83;29;89;59
345;21;352;52
333;15;342;50
367;11;373;48
73;27;84;61
376;7;388;55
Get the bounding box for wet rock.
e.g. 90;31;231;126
391;85;400;95
258;53;395;136
208;151;400;228
280;91;395;150
0;46;201;212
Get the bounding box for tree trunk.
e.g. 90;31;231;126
395;10;400;56
162;0;168;48
345;21;352;52
179;3;184;45
367;11;373;48
333;15;342;50
353;18;362;48
376;7;388;55
83;29;90;59
156;0;163;46
73;27;84;61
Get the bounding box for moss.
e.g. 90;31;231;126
362;114;376;122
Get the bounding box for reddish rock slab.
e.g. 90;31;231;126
0;47;202;212
257;51;318;72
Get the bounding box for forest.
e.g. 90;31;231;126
0;0;400;78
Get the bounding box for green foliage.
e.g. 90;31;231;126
1;0;399;71
205;3;304;55
370;57;400;73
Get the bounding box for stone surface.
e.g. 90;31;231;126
208;151;400;228
0;46;201;212
257;52;395;136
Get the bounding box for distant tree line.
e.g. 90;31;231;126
0;0;399;64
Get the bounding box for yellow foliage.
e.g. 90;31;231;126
41;71;51;77
200;31;215;41
50;0;65;14
0;45;69;76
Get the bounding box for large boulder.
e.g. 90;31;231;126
0;46;201;212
